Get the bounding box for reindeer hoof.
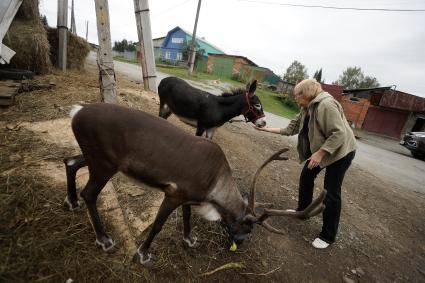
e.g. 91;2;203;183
95;236;115;252
183;236;199;248
64;196;82;211
135;250;155;267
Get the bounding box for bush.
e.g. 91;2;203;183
280;94;299;111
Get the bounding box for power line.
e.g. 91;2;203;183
238;0;425;12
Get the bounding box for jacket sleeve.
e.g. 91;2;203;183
317;101;346;154
280;112;301;136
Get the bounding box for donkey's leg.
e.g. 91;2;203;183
80;163;117;252
182;204;198;248
159;102;172;119
63;154;87;211
205;127;217;139
195;126;205;137
136;197;181;266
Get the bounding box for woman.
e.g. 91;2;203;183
254;79;356;249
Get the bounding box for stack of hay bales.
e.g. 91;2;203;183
3;0;90;74
3;0;52;74
47;27;90;70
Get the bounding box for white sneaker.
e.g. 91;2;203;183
312;238;330;249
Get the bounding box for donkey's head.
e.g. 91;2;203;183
243;80;266;128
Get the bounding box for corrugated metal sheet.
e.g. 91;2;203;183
362;106;408;138
211;56;233;78
321;84;343;102
380;90;425;112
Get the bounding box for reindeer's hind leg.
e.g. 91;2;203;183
63;154;87;211
80;162;117;252
159;101;172;119
182;204;198;248
136;196;181;266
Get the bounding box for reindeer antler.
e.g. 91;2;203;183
248;148;327;235
248;148;289;214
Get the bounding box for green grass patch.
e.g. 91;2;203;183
256;89;299;119
113;56;139;65
156;65;240;85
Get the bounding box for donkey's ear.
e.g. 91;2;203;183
247;80;257;96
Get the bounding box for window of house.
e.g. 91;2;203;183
165;51;171;59
176;52;182;61
171;37;184;44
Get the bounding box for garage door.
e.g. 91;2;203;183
362;106;408;138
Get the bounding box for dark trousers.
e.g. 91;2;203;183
297;151;355;243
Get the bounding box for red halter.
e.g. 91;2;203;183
242;93;264;123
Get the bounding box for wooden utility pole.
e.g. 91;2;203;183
188;0;202;75
94;0;117;103
133;0;157;92
57;0;68;71
85;20;89;41
70;0;76;34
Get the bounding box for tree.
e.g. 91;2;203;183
282;60;308;84
313;68;324;83
113;39;137;52
333;66;380;89
40;15;48;26
182;40;205;66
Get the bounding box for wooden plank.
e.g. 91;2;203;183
0;82;19;106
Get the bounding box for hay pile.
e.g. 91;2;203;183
46;28;90;70
3;0;52;74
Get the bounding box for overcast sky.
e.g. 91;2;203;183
39;0;425;97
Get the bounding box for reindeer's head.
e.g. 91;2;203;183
243;80;266;128
224;148;327;248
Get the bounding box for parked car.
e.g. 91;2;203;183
400;132;425;160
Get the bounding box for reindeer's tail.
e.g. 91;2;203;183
70;104;83;119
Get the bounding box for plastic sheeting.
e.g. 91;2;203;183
0;0;22;63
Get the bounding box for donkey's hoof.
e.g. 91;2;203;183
183;236;199;248
95;236;115;252
64;196;81;211
135;250;155;267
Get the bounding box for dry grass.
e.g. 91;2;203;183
47;28;90;70
15;0;39;21
0;67;280;282
4;19;52;74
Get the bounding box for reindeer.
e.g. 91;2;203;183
64;103;326;266
158;76;266;139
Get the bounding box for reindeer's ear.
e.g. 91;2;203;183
243;214;259;225
247;80;257;96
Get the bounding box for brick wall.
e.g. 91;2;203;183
340;96;370;129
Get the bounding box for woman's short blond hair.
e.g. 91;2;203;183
294;79;323;99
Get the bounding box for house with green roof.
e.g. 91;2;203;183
160;26;225;64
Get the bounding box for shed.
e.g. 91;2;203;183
342;87;425;138
152;36;165;59
206;54;256;78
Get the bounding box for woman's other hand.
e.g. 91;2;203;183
307;149;328;169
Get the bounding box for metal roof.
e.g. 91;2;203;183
208;53;258;66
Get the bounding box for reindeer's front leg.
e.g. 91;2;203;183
182;204;198;248
136;197;181;266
